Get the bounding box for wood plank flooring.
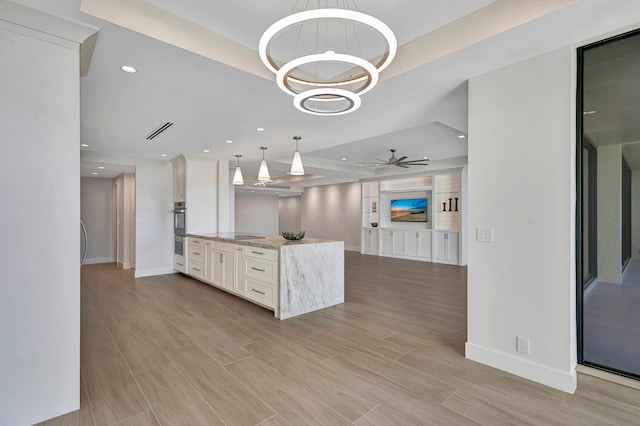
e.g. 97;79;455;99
39;252;640;425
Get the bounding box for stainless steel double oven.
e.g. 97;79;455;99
173;202;186;256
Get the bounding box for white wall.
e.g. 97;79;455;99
633;170;640;259
279;196;302;233
597;145;622;282
81;177;114;264
0;22;81;424
467;47;577;393
114;173;135;269
301;182;361;250
235;192;280;234
82;152;174;278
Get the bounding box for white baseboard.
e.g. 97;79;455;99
345;245;360;252
135;267;177;278
465;342;577;393
82;257;114;265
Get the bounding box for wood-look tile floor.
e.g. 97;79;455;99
39;252;640;425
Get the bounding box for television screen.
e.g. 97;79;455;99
390;198;427;222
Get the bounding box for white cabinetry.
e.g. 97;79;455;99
209;242;235;292
188;237;207;280
173;161;186;202
381;229;406;256
361;228;379;255
243;247;278;309
360;171;465;265
405;230;432;260
435;231;459;264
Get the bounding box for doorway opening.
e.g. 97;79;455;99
81;161;136;270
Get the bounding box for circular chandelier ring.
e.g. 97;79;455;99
293;88;362;116
259;8;397;75
276;52;379;97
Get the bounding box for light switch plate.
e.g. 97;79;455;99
477;227;494;242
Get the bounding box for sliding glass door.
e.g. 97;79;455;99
578;29;640;379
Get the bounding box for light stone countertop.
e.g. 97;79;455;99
187;233;340;250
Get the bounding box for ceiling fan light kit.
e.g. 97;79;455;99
259;5;396;116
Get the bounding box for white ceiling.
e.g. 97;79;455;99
80;161;135;179
13;0;640;190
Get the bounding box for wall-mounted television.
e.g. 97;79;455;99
390;198;427;222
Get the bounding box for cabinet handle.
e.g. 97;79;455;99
251;288;266;295
390;231;393;236
193;251;200;256
193;267;200;272
193;240;200;244
444;234;448;240
251;267;265;272
219;254;223;263
176;262;183;266
416;232;419;238
251;250;264;255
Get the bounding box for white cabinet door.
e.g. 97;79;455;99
405;231;419;257
381;230;406;256
381;229;394;256
435;231;459;264
362;228;378;254
417;230;432;260
210;247;235;291
392;231;406;256
173;162;186;202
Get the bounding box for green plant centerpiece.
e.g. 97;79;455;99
281;230;305;240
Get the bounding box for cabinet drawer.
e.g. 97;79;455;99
244;278;275;308
245;258;277;284
173;255;186;272
245;246;276;261
214;241;235;253
190;246;206;262
189;237;205;248
189;260;205;280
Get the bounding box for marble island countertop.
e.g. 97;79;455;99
187;232;339;250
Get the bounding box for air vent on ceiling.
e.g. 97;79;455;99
146;122;174;140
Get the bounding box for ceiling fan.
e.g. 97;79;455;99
360;149;430;168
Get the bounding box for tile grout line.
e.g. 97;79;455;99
440;387;459;406
351;402;381;424
105;326;155;425
80;366;98;426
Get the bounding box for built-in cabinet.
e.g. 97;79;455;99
361;171;465;265
187;236;278;311
173;161;186;202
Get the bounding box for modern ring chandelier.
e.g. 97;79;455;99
259;3;397;116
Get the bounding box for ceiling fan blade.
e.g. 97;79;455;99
400;159;430;164
395;164;410;168
396;156;407;162
374;158;389;162
358;162;384;165
398;162;430;166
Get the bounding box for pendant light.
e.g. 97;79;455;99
232;155;244;185
259;5;397;116
290;136;305;176
257;147;272;184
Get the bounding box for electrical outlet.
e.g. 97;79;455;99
516;336;530;354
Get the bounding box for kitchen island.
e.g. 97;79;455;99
180;233;344;319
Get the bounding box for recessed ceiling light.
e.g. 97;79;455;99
161;153;168;157
423;156;429;160
458;135;466;139
91;172;98;175
81;144;89;147
583;110;597;115
251;190;255;192
257;127;265;132
98;166;105;169
120;65;137;73
376;163;380;166
286;171;290;175
226;140;233;144
203;149;210;153
341;157;347;161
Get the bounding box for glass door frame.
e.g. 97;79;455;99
576;28;640;379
